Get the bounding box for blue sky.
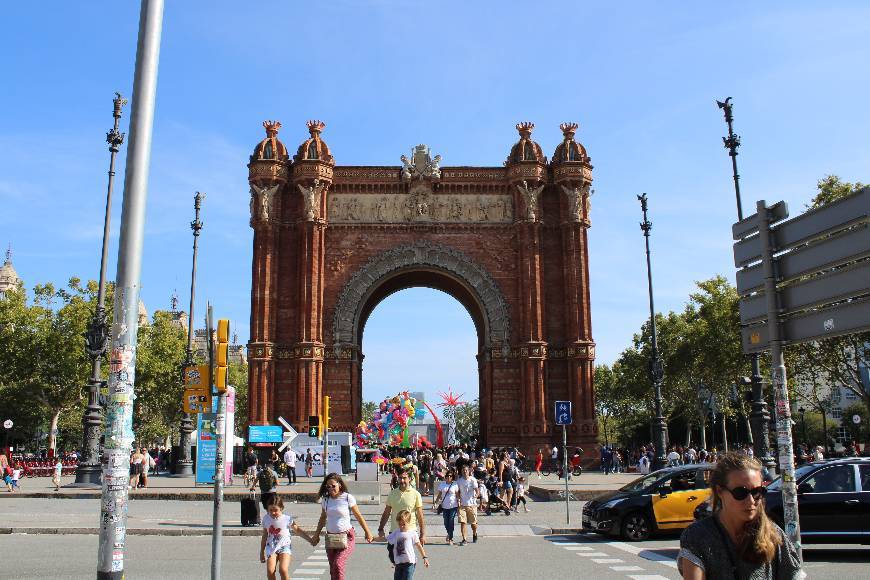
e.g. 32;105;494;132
2;2;869;406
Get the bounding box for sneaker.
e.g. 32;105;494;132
459;540;467;546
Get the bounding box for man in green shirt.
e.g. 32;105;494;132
378;469;426;561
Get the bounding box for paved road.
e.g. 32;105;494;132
2;532;868;579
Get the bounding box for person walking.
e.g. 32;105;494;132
252;460;280;511
140;447;152;488
497;452;514;509
311;473;373;580
305;449;314;478
378;469;426;563
52;457;63;491
433;469;459;545
283;448;297;485
387;510;429;580
534;449;543;479
129;448;143;490
259;496;315;580
456;463;480;544
677;453;803;579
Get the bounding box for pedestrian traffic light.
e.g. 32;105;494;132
323;395;330;432
308;414;320;438
215;319;229;393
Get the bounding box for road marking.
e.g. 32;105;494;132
627;576;671;580
612;566;644;572
563;546;593;551
592;558;624;564
300;562;327;567
292;570;326;576
576;552;610;557
308;555;329;560
605;541;678;569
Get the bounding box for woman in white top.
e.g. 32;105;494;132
312;473;374;580
433;469;459;544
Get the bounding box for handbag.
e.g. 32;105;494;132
325;531;348;550
436;483;454;514
324;497;349;550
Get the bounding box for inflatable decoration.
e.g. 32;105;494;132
356;390;437;448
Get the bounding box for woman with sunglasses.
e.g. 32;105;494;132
678;453;803;579
312;473;374;580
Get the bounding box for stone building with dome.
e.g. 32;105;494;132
0;246;23;295
245;119;598;457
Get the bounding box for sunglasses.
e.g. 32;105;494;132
722;485;767;501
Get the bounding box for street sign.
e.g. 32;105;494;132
853;414;862;425
734;189;870;353
3;420;12;429
184;388;212;414
248;425;283;443
277;416;299;452
555;400;572;425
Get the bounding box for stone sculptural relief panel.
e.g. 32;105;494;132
327;192;514;224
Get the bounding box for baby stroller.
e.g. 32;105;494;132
484;478;511;515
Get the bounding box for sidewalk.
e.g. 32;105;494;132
3;470;638;503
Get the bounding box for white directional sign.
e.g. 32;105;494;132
3;419;12;429
277;416;299;452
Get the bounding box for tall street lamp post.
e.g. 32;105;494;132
173;191;204;476
716;97;776;471
638;193;668;470
74;92;127;487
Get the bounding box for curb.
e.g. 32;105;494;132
0;491;321;503
527;486;610;501
0;526;589;537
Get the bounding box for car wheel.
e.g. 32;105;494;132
621;511;652;541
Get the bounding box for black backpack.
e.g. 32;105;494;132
259;468;277;493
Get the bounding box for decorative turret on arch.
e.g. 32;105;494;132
332;240;511;350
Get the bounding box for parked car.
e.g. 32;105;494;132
582;464;715;541
693;458;870;544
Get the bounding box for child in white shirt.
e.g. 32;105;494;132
387;510;429;580
259;496;314;580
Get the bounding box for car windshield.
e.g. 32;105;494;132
767;464;819;490
620;472;664;492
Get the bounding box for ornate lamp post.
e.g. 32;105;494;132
638;193;668;470
173;192;204;476
716;97;775;470
74;93;127;486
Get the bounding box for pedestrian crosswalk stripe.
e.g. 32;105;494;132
611;566;644;572
591;559;624;564
300;562;328;566
627;575;671;580
563;546;593;550
576;552;609;557
293;570;326;576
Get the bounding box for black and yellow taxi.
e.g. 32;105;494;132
582;463;715;540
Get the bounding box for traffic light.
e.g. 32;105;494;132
323;395;330;432
308;414;320;438
215;319;229;393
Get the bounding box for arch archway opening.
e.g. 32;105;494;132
358;274;484;447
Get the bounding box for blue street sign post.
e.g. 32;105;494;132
554;401;573;524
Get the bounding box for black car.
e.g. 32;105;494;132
582;464;715;541
693;458;870;544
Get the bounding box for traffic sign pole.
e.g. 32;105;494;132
563;424;569;525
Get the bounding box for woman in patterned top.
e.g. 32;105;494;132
678;453;804;580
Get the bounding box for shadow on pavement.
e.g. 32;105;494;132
803;547;870;563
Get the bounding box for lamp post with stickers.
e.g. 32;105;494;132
74;92;127;487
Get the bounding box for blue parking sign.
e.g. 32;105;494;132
555;401;572;425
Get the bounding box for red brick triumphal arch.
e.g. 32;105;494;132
246;119;597;453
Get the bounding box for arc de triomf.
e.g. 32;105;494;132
246;119;597;453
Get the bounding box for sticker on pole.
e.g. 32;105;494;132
853;414;862;425
3;419;12;429
554;401;572;425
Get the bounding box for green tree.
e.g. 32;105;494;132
361;400;377;422
454;398;480;444
0;279;97;454
134;310;188;446
808;175;865;208
229;362;249;434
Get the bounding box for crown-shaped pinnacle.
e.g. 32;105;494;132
516;122;535;136
263;120;282;137
560;122;579;137
307;120;326;136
